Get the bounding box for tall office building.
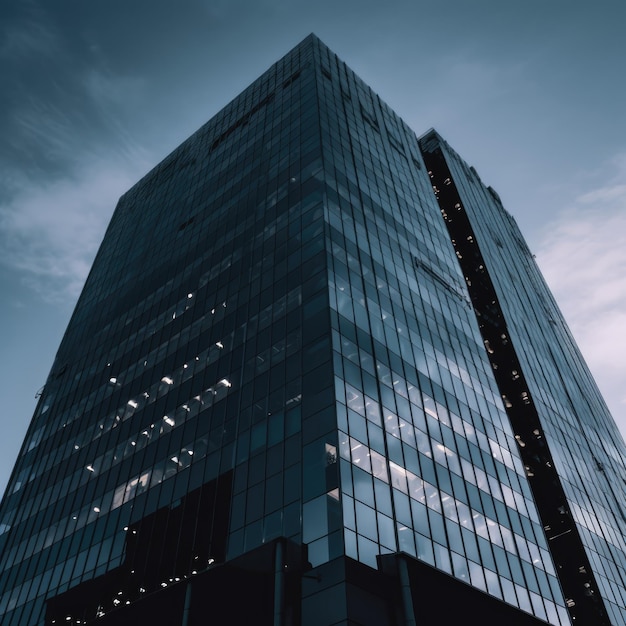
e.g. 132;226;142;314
1;34;625;626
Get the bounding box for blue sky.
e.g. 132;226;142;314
1;0;625;495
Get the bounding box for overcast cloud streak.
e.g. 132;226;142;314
537;153;626;430
0;2;156;301
1;0;625;495
0;155;149;302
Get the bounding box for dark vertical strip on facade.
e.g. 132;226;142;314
419;135;611;626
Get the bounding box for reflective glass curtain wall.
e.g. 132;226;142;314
1;34;625;626
313;44;569;625
0;35;324;626
419;130;626;625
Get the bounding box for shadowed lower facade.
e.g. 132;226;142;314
1;34;626;625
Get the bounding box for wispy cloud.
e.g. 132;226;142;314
0;153;150;304
536;153;626;430
0;3;156;304
10;97;80;162
0;2;60;61
0;1;148;183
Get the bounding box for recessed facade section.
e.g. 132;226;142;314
1;34;625;626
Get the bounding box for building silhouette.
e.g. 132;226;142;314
1;34;626;625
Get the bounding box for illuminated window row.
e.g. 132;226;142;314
0;426;219;618
5;312;305;570
0;371;236;574
13;282;301;503
10;325;233;516
21;292;228;477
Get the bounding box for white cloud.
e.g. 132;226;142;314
0;6;59;60
536;157;626;435
10;97;80;161
0;154;151;304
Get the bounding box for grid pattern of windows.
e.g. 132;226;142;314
1;34;625;626
0;36;324;626
427;133;626;625
311;43;568;625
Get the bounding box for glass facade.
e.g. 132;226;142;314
0;34;625;626
419;130;626;625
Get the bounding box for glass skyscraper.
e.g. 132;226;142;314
1;34;625;626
